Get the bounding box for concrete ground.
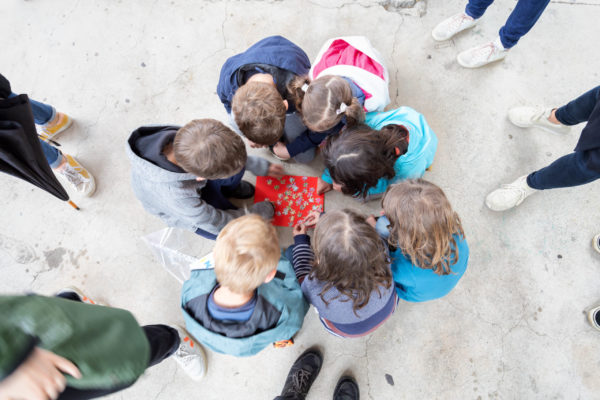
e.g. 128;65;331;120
1;0;600;398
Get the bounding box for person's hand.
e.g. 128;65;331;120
332;182;343;192
267;163;285;179
272;142;291;160
317;177;332;195
303;210;321;227
293;222;308;236
0;347;81;400
365;214;377;228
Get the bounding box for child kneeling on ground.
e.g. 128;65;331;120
376;180;469;302
127;119;283;240
288;209;396;338
181;214;309;357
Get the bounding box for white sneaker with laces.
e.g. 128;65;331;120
508;107;571;134
432;12;477;41
485;175;537;211
173;328;207;381
55;154;96;197
457;37;508;68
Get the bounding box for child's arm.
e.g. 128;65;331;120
245;156;284;178
290;224;314;283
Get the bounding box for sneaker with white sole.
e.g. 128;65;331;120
457;37;508;68
57;286;101;305
508;107;571;134
587;304;600;331
485;175;537;211
432;12;477;41
593;233;600;254
39;112;73;142
173;328;207;381
55;154;96;197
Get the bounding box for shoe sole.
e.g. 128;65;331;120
57;286;104;305
176;326;207;381
509;120;570;135
456;51;506;69
431;20;477;42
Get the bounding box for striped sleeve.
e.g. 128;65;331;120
291;234;314;283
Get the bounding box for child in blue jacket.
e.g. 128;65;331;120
318;107;438;198
376;180;469;302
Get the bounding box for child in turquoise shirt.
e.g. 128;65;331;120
375;180;469;302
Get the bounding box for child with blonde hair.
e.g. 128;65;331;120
289;209;396;338
181;214;308;356
376;180;469;302
272;36;390;160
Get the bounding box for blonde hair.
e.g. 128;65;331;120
382;180;465;276
173;119;246;179
213;214;280;294
288;75;364;132
232;82;287;145
312;209;392;313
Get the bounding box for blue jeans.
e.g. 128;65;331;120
194;168;246;240
527;86;600;190
9;92;61;168
465;0;551;48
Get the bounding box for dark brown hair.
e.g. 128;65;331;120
382;180;465;276
322;123;409;198
232;82;286;145
311;209;392;313
173;119;246;179
288;75;365;132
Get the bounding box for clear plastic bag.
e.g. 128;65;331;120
141;227;213;284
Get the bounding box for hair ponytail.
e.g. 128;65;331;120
343;97;365;128
287;75;311;113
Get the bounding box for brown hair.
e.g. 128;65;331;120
213;214;280;294
322;123;409;198
232;82;287;145
382;180;465;276
311;209;392;313
173;119;246;179
288;75;365;132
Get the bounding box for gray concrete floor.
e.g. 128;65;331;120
1;0;600;399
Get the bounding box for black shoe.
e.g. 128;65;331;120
333;376;359;400
280;348;323;400
221;181;255;199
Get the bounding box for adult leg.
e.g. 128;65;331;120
8;92;55;125
499;0;551;49
465;0;495;19
555;86;600;126
527;151;600;190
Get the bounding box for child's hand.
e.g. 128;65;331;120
317;177;332;195
293;222;308;236
267;164;285;179
272;142;291;160
303;210;321;227
365;214;377;228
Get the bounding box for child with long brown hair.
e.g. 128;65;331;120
272;36;390;160
287;209;396;338
318;106;438;198
376;180;469;302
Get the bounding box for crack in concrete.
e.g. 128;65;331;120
152;365;177;400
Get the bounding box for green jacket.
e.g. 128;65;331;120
0;295;150;390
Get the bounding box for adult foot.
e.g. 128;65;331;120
432;12;477;41
508;107;571;134
57;286;100;305
485;175;537;211
457;37;508;68
222;181;255;199
40;112;72;142
55;154;96;196
279;348;323;400
173;328;207;381
333;376;359;400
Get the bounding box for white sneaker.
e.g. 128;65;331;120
173;328;207;381
485;175;537;211
432;12;477;41
55;154;96;197
508;107;571;134
457;37;508;68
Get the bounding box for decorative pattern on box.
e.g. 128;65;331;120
254;175;324;227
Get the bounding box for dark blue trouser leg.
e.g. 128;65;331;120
499;0;551;48
527;150;600;190
555;86;600;126
465;0;495;19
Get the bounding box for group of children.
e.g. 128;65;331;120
123;35;469;355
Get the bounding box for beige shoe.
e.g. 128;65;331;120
173;327;207;381
39;112;73;142
457;37;508;68
432;12;477;41
55;154;96;197
508;107;571;135
485;175;537;211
